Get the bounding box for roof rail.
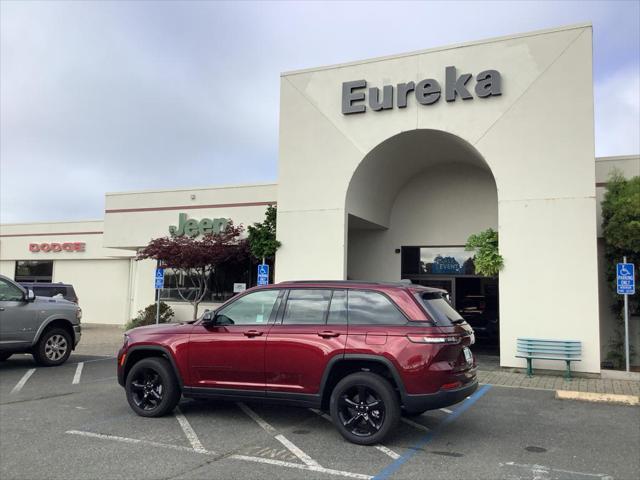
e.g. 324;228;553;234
280;279;415;286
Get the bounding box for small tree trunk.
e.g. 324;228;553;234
193;300;199;321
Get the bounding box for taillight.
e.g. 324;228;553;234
407;334;461;344
441;381;462;390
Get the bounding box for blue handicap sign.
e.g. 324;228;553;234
257;264;269;286
155;268;165;289
617;263;635;295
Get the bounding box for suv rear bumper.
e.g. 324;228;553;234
403;379;479;412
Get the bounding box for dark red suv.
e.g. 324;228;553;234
117;281;477;445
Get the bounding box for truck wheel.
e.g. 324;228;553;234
33;328;72;366
330;372;400;445
126;357;180;417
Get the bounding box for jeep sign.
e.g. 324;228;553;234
342;66;501;114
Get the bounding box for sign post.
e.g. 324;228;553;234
155;267;165;324
257;264;269;286
616;258;635;373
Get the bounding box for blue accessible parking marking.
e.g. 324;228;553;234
373;384;492;480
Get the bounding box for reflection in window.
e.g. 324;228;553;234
402;247;476;276
283;289;331;325
15;260;54;282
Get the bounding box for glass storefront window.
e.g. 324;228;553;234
15;260;54;282
401;246;476;276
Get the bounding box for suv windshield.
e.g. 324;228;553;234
417;291;465;326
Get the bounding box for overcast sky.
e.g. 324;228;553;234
1;0;639;224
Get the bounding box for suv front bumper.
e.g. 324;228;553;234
404;379;479;412
73;324;82;347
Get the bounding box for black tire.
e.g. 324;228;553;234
0;352;12;361
125;357;180;417
330;372;400;445
32;328;72;366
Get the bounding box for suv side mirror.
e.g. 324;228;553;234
26;289;35;302
201;310;215;326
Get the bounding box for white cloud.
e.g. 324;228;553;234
594;66;640;157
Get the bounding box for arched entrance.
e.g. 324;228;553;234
345;129;500;352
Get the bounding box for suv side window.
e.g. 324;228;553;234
216;289;280;326
347;290;407;325
327;290;347;325
0;278;24;302
282;289;331;325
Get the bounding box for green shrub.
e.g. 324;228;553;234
125;302;174;330
465;228;504;277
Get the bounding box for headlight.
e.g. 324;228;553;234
76;308;82;320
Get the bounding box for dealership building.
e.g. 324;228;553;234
1;24;638;374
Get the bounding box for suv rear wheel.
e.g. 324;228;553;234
125;357;180;417
330;372;400;445
33;328;72;366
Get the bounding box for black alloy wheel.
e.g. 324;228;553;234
338;385;386;437
130;367;164;411
330;372;400;445
125;357;180;417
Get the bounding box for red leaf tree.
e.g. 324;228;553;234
137;222;248;320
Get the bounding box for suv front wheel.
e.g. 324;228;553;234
330;372;400;445
125;357;180;417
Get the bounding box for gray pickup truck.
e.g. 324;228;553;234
0;274;81;366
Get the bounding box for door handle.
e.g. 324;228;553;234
243;330;264;337
317;330;340;338
0;307;4;311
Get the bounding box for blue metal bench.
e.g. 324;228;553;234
516;338;582;379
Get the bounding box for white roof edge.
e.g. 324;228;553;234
281;22;593;77
0;219;104;227
595;154;640;162
105;181;278;197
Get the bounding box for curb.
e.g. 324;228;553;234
555;390;639;406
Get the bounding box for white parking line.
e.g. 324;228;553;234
274;434;320;467
10;369;36;394
401;417;430;432
374;444;400;459
175;407;207;453
66;430;215;455
237;402;277;434
230;455;372;479
65;429;372;479
238;402;319;467
440;408;453;414
72;362;84;385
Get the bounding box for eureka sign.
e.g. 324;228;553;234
342;66;501;114
169;213;229;237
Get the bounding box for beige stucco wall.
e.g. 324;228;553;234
54;259;131;325
103;183;277;249
276;24;601;372
347;163;498;280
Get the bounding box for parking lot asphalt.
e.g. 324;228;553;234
1;352;639;480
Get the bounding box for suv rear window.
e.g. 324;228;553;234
417;292;465;326
32;286;68;299
347;290;407;325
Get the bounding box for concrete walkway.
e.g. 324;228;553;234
477;368;640;396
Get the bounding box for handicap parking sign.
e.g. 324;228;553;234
155;268;165;289
617;263;635;295
257;264;269;286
